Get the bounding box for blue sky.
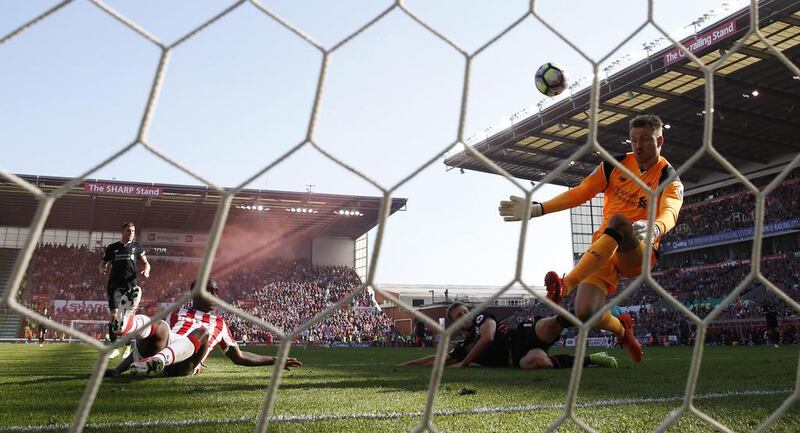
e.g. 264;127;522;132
0;0;740;285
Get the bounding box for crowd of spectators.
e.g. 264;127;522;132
24;244;98;300
20;246;394;345
223;259;393;345
663;172;800;243
679;167;799;208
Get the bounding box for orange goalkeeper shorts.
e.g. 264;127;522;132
582;231;656;295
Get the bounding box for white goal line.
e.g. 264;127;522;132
1;388;791;433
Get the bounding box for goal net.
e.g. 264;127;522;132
1;1;799;433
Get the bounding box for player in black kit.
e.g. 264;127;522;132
763;303;781;348
99;222;151;342
400;302;618;369
38;307;50;347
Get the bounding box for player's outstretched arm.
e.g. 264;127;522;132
224;346;302;369
498;196;543;222
398;354;457;367
498;162;606;222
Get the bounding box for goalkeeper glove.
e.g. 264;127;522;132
498;196;543;222
632;219;661;243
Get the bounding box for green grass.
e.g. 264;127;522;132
0;344;798;432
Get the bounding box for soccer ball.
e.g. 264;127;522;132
534;63;567;97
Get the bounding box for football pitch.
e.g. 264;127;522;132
1;344;798;433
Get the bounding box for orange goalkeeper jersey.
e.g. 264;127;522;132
542;153;684;251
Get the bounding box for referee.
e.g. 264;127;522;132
99;222;150;342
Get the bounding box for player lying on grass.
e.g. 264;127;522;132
104;278;302;378
399;302;617;369
499;114;684;363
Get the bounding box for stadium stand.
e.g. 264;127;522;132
7;166;800;349
12;167;800;347
4;170;800;348
0;174;407;345
17;246;394;345
223;259;393;345
662;170;800;243
0;248;23;339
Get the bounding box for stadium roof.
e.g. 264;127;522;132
0;175;406;240
445;0;800;189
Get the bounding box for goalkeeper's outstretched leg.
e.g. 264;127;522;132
544;215;644;363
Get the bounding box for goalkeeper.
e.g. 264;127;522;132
498;114;683;363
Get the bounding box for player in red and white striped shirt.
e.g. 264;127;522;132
105;278;302;378
167;304;238;375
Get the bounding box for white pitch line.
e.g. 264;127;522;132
0;388;791;432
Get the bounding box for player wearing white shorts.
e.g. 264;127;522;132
105;279;302;378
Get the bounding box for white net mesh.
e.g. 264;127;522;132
1;1;800;432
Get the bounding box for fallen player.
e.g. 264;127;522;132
400;302;617;369
105;278;302;377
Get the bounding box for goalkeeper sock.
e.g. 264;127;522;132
563;228;621;294
594;310;625;337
